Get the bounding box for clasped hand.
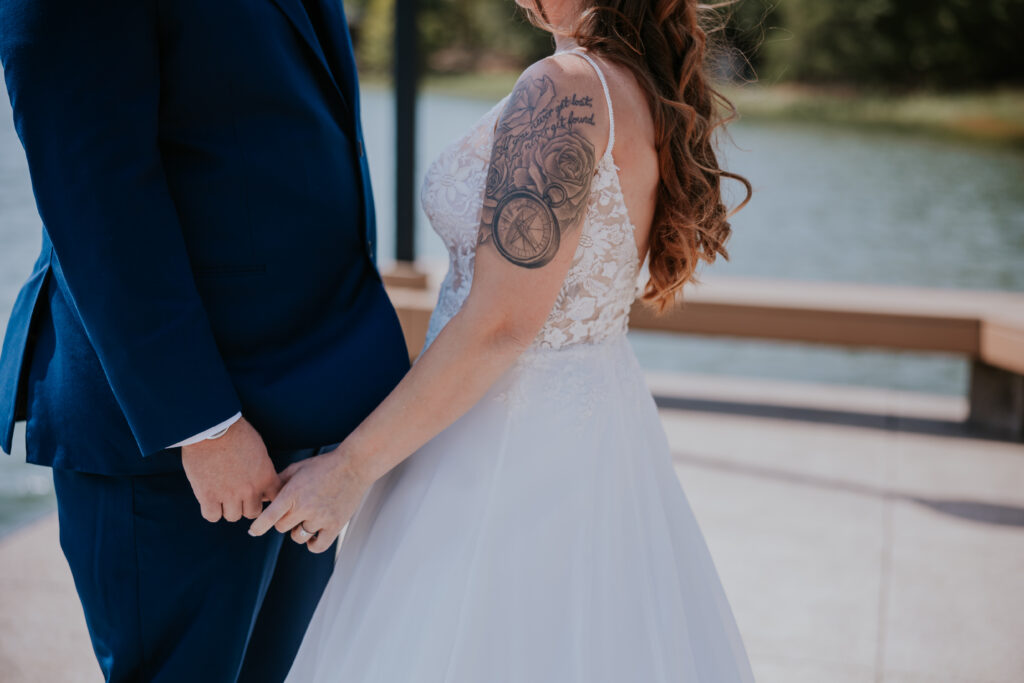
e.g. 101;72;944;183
182;417;372;553
248;445;372;553
181;416;282;523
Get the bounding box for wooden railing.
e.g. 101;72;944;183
382;270;1024;441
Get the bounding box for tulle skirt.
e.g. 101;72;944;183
285;334;755;682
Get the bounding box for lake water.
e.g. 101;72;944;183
1;82;1023;535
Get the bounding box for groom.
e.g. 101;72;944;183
0;0;409;681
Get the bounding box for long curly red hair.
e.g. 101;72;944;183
524;0;752;311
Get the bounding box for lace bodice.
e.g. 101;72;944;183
420;50;641;352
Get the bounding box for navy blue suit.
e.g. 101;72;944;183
0;0;409;679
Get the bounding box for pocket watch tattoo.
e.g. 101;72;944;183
479;74;597;269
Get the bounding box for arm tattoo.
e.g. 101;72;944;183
478;74;597;269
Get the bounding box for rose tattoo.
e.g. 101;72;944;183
479;74;597;269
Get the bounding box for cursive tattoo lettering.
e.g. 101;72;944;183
478;74;597;269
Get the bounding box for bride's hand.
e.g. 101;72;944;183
248;446;373;553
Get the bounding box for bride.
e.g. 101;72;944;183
250;0;755;680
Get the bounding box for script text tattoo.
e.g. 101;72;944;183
478;75;597;269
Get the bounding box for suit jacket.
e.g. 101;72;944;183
0;0;410;474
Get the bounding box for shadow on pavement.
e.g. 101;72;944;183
673;450;1024;529
654;394;1013;442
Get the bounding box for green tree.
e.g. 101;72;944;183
347;0;395;73
346;0;549;75
760;0;1024;89
347;0;1024;90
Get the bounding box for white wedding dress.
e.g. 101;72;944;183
285;50;755;682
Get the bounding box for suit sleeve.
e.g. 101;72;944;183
1;0;243;456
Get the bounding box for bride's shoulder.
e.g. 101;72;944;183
513;52;609;99
498;53;611;155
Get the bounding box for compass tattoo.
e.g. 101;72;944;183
478;73;598;269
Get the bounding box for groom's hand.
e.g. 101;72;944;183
181;417;282;523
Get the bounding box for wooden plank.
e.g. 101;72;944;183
385;285;436;359
680;276;1023;319
628;300;981;354
381;262;429;290
384;275;1024;372
981;315;1024;376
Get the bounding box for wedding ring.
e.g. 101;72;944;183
298;522;317;539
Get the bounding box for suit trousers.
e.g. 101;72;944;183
52;445;338;683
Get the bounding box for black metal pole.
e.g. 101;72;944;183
394;0;418;263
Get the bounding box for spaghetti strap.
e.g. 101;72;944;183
564;48;615;162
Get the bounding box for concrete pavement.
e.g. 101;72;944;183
1;373;1022;682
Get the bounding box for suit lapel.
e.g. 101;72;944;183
266;0;354;130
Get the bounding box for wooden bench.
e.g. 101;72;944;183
382;270;1024;441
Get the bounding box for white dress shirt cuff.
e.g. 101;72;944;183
169;412;243;449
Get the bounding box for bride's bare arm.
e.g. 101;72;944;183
343;59;607;478
250;56;609;550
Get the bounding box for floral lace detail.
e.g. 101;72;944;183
421;96;509;350
493;337;623;434
530;157;639;349
420;52;639;355
492;374;529;413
